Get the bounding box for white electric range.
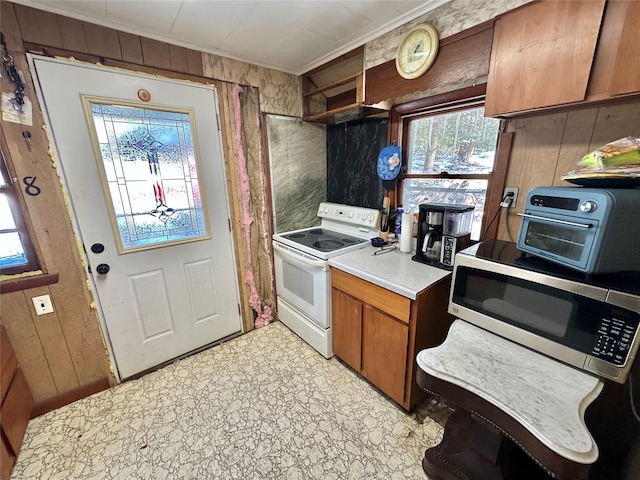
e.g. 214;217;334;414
272;202;381;358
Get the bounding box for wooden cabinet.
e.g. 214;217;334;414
486;0;640;117
485;0;606;117
301;46;390;124
603;0;640;97
361;305;408;404
1;325;34;480
332;288;362;371
331;268;453;410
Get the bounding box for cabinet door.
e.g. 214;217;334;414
1;369;33;457
608;1;640;96
1;437;14;480
332;288;362;371
361;305;408;405
1;328;17;402
485;0;605;116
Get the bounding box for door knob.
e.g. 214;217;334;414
91;243;105;254
96;263;110;275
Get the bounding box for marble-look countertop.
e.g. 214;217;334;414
417;320;604;464
328;245;450;300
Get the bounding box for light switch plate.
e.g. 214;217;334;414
32;295;54;315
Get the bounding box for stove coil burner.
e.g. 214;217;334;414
287;233;306;239
309;229;324;235
313;239;344;251
341;238;359;244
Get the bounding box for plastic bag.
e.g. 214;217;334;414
578;136;640;170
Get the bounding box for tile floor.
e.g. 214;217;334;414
11;322;450;480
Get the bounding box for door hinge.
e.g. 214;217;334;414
237;303;241;315
216;113;220;131
228;218;231;231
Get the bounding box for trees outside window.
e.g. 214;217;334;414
392;86;511;241
402;106;500;240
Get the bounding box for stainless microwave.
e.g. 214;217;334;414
449;240;640;383
516;186;640;274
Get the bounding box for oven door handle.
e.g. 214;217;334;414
273;242;330;271
517;213;594;229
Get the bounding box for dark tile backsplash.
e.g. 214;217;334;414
327;118;388;209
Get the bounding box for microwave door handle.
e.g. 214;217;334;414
517;213;594;229
273;241;330;271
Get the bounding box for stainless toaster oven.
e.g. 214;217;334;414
516;186;640;274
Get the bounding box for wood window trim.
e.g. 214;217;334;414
0;128;57;291
389;84;513;240
0;272;60;294
0;134;37;272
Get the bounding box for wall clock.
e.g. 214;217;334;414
395;24;439;80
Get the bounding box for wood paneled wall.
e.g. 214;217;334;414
0;3;116;413
497;101;640;241
12;4;203;76
365;21;493;105
0;2;269;415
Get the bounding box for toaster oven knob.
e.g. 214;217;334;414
579;200;597;213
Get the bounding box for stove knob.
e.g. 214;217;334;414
580;200;597;213
368;213;375;222
348;211;354;218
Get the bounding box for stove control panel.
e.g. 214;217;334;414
318;203;380;228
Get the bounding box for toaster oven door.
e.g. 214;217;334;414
516;211;599;272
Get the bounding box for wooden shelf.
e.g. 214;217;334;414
301;46;392;123
303;103;390;124
302;72;361;97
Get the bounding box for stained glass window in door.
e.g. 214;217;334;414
87;102;210;252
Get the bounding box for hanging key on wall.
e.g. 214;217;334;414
22;130;32;151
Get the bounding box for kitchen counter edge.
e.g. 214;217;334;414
328;246;451;300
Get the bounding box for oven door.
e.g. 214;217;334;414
273;241;331;328
516;211;600;272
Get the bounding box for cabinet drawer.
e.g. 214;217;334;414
332;269;411;323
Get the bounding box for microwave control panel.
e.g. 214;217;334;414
591;316;638;365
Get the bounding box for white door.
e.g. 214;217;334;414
31;56;242;379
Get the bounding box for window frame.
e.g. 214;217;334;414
0;132;40;275
389;84;512;240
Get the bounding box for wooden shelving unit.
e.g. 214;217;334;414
301;47;390;124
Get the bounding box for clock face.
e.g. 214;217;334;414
396;24;439;80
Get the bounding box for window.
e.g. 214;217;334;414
84;99;210;253
0;143;39;274
394;87;509;241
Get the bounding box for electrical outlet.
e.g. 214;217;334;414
502;188;519;208
32;295;54;315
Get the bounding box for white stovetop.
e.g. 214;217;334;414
328;244;450;299
417;320;604;464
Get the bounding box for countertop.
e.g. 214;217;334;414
417;320;604;464
328;245;451;300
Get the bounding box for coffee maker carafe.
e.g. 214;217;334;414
423;209;443;260
413;204;445;265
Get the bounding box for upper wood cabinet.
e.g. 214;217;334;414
604;1;640;97
485;0;606;117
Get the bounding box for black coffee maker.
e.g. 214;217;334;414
413;203;445;266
